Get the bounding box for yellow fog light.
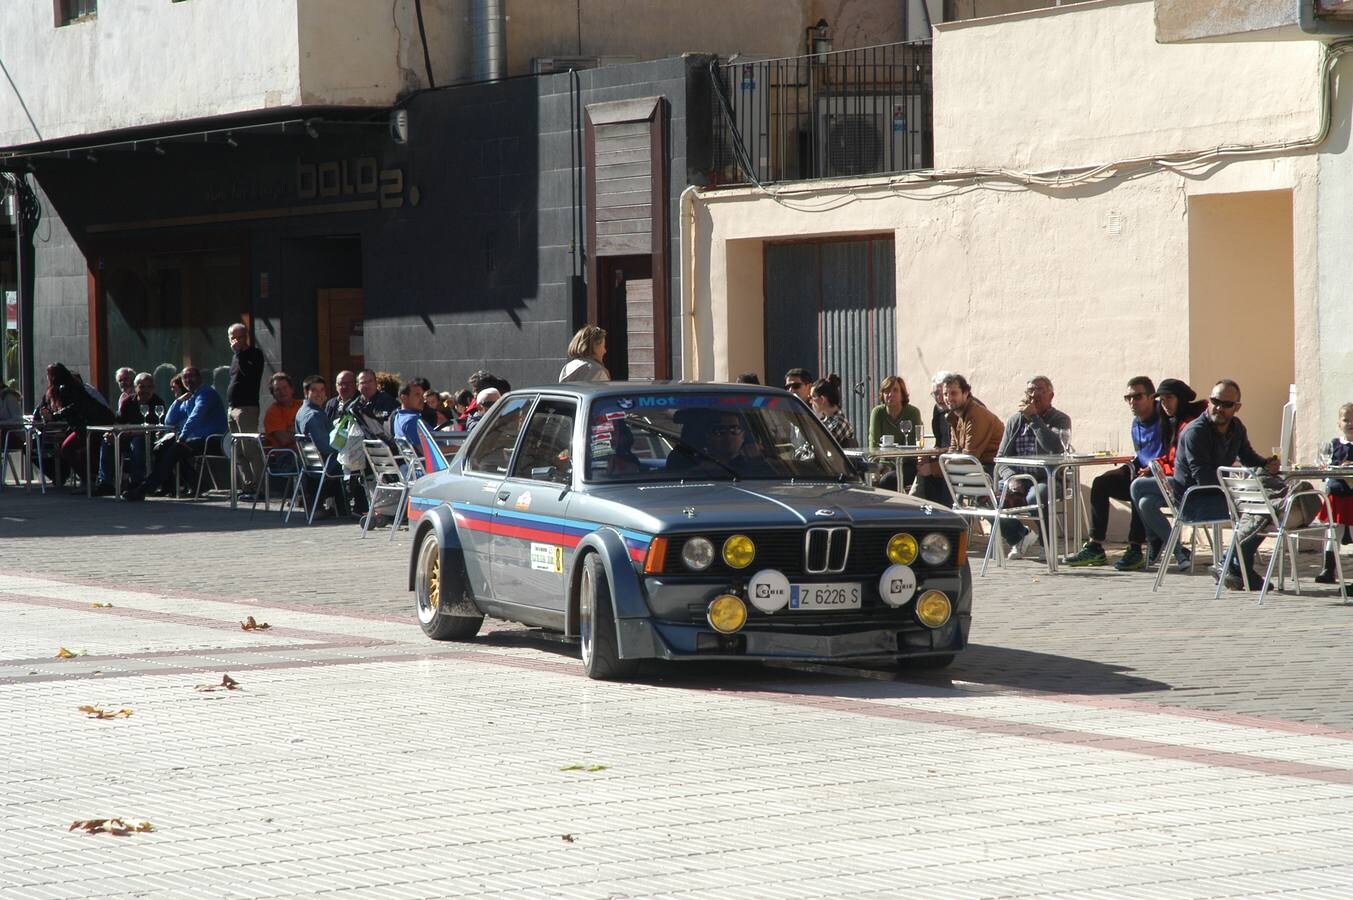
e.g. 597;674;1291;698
706;594;748;634
915;590;952;629
887;533;918;566
722;534;756;569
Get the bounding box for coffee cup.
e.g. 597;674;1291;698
880;434;895;447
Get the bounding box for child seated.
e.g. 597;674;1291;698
1316;401;1353;585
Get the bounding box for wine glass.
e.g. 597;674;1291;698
1316;442;1333;469
899;421;914;447
154;404;166;422
1058;427;1073;455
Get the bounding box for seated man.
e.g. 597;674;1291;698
667;410;769;477
294;375;348;518
123;366;227;501
1064;376;1166;570
390;380;426;447
994;376;1071;560
1171;379;1291;591
93;372;164;495
262;373;302;452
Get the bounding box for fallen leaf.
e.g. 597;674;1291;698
78;705;133;720
240;616;271;632
69;818;154;836
561;833;576;843
560;763;608;773
194;674;241;692
55;647;88;659
90;603;114;609
586;765;608;772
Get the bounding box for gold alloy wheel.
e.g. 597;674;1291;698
416;533;441;625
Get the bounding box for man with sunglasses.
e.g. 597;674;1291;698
1063;376;1166;570
783;368;813;404
1172;379;1277;589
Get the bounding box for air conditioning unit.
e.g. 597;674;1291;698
814;94;928;178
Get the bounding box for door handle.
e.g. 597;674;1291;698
497;489;511;502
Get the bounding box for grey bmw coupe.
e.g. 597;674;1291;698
407;382;972;680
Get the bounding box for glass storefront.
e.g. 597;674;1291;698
103;249;243;402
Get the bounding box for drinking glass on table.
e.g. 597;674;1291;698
899;421;914;446
1317;443;1333;468
154;404;165;421
1058;427;1073;455
139;403;150;422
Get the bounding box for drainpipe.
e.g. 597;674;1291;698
679;185;700;381
470;0;507;81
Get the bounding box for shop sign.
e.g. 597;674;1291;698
296;157;405;209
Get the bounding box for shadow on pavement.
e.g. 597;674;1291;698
469;629;1171;699
0;491;357;537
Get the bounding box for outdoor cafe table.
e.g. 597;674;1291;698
1278;465;1353;481
846;445;941;489
85;424;172;498
993;452;1135;574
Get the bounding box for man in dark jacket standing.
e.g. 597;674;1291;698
227;323;265;490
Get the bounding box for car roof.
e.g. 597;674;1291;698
503;382;788;400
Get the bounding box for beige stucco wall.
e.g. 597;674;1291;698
933;0;1324;173
687;0;1337;460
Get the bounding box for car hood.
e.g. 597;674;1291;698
578;481;962;533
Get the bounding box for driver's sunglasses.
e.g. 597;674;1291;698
784;382;804;391
1209;397;1238;409
1123;392;1147;402
709;425;743;435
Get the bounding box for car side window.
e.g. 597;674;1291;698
465;396;533;476
510;399;577;485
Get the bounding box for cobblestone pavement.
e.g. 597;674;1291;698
4;490;1353;896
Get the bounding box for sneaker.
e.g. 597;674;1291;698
1064;542;1108;567
1008;531;1041;560
1114;545;1146;571
1173;549;1192;573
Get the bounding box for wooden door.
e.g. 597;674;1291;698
317;289;364;378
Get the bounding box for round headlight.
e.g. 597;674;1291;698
722;534;756;569
707;594;748;634
681;537;715;571
887;533;918;566
915;590;952;628
920;533;952;565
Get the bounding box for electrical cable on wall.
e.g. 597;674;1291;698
413;0;437;89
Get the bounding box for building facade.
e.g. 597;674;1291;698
685;0;1353;460
0;0;922;403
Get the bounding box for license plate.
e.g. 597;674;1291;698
789;582;862;610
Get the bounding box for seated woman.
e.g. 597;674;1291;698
869;374;923;491
33;362;115;488
1316;401;1353;586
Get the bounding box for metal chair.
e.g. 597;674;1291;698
1216;466;1348;605
938;453;1043;576
289;435;343;524
0;427;23;490
193;433;234;498
1152;476;1233;593
394;437;427;481
363;439;412;541
1148;458;1217;574
250;447;299;520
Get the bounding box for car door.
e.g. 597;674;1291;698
457;394;535;601
491;397;578;611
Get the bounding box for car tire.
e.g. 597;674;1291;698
578;553;639;681
415;529;483;641
900;653;955;671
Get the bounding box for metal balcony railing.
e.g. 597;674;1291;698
710;41;933;186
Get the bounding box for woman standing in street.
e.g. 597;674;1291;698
810;374;856;448
559;325;611;382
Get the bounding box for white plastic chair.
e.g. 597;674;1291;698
290;435;343;524
938;453;1044;576
1216;466;1348;605
363;439;412;541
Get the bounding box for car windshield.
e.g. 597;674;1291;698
585;391;857;483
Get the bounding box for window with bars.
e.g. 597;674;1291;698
55;0;97;26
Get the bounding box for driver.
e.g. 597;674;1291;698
668;410;768;476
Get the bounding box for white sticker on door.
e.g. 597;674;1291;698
530;542;563;573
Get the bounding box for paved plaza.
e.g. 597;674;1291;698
4;490;1353;897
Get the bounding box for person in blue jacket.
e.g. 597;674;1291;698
123;366;227;501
